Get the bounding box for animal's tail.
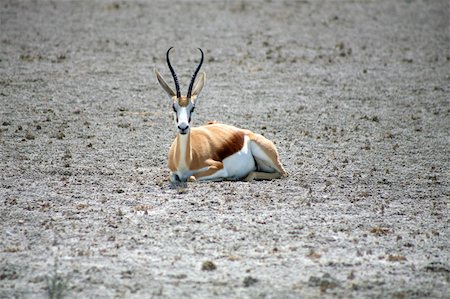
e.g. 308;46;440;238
205;120;219;125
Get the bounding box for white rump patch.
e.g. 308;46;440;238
222;135;256;179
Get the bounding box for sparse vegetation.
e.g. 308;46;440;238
46;259;68;299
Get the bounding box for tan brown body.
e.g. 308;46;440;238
155;47;287;182
168;123;287;182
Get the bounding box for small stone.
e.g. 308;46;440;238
243;276;258;287
347;271;355;280
25;131;35;140
201;261;216;271
387;254;407;262
56;131;65;139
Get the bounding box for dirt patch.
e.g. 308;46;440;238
1;0;449;298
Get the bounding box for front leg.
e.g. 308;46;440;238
170;173;181;182
193;159;227;181
170;173;194;183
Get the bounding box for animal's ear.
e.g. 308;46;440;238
155;69;176;97
190;72;206;99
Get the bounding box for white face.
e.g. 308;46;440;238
173;100;195;135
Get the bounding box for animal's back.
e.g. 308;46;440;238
190;124;249;163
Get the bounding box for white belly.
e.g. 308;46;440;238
222;136;255;179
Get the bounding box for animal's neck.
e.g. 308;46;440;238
176;131;191;169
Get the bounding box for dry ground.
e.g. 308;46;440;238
1;0;449;298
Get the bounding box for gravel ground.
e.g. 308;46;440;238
1;0;449;298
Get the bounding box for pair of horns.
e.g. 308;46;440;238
166;47;204;99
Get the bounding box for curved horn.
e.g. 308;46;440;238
187;48;204;99
166;47;181;98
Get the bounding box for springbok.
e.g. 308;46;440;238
155;47;288;182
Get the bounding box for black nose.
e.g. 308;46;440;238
178;124;189;133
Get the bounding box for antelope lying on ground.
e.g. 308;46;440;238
155;47;288;182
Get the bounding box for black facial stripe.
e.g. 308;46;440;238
188;106;195;123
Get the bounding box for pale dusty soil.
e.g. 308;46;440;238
0;0;449;298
